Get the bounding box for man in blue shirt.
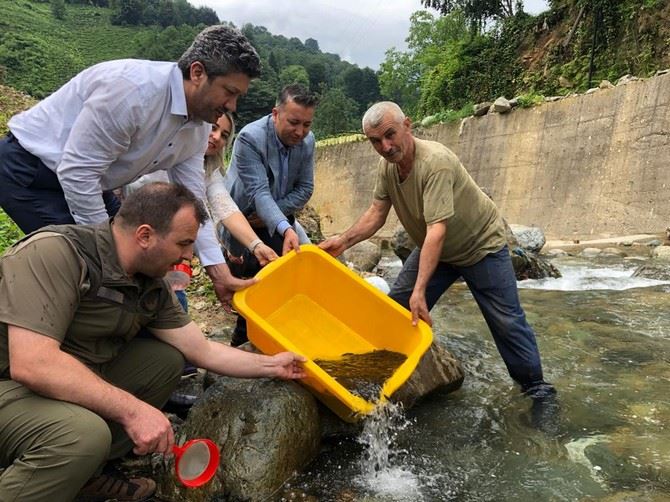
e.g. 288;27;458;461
221;84;319;345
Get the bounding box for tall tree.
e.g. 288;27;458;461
313;87;359;138
421;0;524;29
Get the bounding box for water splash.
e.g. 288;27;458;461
355;402;424;500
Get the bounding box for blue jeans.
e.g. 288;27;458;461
389;246;551;393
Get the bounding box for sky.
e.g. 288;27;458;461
191;0;550;70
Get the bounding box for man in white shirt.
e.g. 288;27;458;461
0;24;258;305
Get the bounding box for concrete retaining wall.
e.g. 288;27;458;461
312;73;670;240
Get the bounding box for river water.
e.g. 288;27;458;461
284;255;670;501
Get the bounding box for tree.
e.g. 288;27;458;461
236;79;277;128
378;48;422;116
278;65;310;88
305;38;320;52
313;87;360;138
112;0;144;25
340;67;381;115
421;0;524;30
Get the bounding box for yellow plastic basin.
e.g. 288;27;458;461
232;244;433;422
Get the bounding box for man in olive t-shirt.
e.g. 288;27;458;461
320;101;555;404
0;182;305;502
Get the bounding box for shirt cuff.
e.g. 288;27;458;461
276;220;291;236
194;220;226;266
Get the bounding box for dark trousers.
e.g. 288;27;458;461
0;133;120;233
0;338;183;501
389;245;552;394
227;219;292;346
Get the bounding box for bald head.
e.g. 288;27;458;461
362;102;406;133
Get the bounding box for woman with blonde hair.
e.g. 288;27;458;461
204;111;277;266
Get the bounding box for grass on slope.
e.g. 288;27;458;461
0;0;159;97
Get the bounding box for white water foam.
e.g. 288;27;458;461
355;402;425;501
517;264;670;291
564;434;610;485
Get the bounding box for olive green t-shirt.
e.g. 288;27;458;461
373;138;506;266
0;229;190;377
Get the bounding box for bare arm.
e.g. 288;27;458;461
410;220;447;326
151;322;306;380
318;198;392;257
8;326;174;456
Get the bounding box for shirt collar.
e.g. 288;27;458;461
169;64;189;118
273;131;290;156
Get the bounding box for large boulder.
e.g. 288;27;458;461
152;340;465;501
155;378;321;502
342;240;381;272
392;342;464;408
508;224;546;253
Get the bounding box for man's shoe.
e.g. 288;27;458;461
77;472;156;501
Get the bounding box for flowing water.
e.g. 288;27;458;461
284;255;670;501
315;350;408;401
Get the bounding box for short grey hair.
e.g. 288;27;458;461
362;101;405;131
178;25;261;80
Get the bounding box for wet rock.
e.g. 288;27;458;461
632;262;670;281
342;240;381;272
581;247;602;257
155;377;321;502
645;239;662;247
508;224;546;253
511;247;561;280
392;342;465;409
543;248;568;257
391;227;416;263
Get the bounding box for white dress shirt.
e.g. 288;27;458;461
8;59;225;266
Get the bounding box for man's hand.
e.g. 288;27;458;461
266;352;308;380
253;243;278;266
318;235;347;257
205;263;257;312
282;228;301;255
122;401;175;456
409;289;432;327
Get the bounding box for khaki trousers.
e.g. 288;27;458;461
0;338;184;502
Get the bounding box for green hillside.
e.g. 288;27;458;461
0;0;159;97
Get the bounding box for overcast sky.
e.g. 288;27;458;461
191;0;549;70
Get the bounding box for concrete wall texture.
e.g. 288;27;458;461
312;72;670;240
